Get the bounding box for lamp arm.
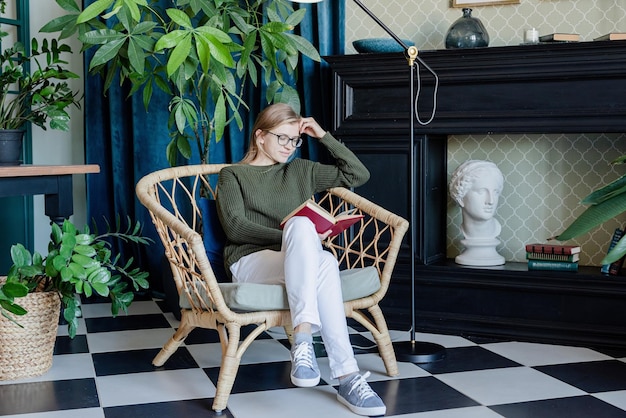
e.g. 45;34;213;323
350;0;438;94
352;0;410;51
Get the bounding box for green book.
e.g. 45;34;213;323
527;259;578;272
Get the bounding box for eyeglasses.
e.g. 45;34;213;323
265;131;303;148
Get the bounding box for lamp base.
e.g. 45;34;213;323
394;340;446;363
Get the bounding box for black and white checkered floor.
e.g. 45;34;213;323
2;295;626;418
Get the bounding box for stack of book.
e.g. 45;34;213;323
525;243;581;272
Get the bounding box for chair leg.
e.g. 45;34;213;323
368;304;399;376
283;323;294;346
153;311;195;367
212;323;243;413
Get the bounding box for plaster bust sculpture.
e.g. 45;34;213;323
449;160;505;266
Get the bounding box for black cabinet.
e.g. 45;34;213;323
326;42;626;349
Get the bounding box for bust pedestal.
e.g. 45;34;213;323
455;238;505;266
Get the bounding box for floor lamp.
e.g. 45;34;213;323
292;0;446;363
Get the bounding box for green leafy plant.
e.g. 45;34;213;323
0;28;81;131
555;155;626;264
0;218;151;338
41;0;321;166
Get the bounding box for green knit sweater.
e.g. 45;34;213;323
216;132;370;274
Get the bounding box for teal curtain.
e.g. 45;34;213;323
84;1;345;293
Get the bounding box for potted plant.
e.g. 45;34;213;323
0;0;82;165
41;0;320;167
0;217;150;380
554;155;626;264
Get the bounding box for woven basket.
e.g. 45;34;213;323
0;289;61;380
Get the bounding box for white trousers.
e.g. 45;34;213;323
230;216;359;379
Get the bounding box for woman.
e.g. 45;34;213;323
216;103;386;416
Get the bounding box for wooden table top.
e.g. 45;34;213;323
0;164;100;178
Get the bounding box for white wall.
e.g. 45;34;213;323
30;1;86;254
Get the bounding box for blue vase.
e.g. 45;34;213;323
445;8;490;49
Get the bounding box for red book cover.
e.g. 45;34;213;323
326;216;363;237
280;200;363;237
525;243;581;255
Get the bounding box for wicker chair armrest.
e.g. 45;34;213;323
322;187;409;304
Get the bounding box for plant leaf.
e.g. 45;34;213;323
213;93;226;143
275;84;301;112
74;244;97;257
166;35;192;76
10;244;32;267
155;30;186;51
52;254;69;271
89;39;126;70
127;37;146;74
602;234;626;264
72;253;100;269
0;301;27;316
285;33;321;62
582;172;626;204
176;136;192;160
56;0;82;13
285;8;307;26
68;262;87;279
1;282;29;298
40;14;79;34
166;8;193;28
556;192;626;241
79;29;124;45
612;155;626;165
51;223;63;244
77;0;115;23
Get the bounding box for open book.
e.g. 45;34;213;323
280;199;363;237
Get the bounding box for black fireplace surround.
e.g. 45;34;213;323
326;41;626;349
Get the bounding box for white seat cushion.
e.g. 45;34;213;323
180;266;380;312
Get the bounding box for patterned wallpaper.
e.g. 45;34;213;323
346;0;626;51
345;1;626;265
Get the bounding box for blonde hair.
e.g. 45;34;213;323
240;103;301;164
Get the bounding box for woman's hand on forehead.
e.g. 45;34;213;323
299;117;326;139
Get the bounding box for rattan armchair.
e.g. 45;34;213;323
135;164;409;413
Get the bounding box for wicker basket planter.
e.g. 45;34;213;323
0;290;60;380
0;219;149;382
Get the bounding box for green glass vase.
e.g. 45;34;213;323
445;8;490;49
